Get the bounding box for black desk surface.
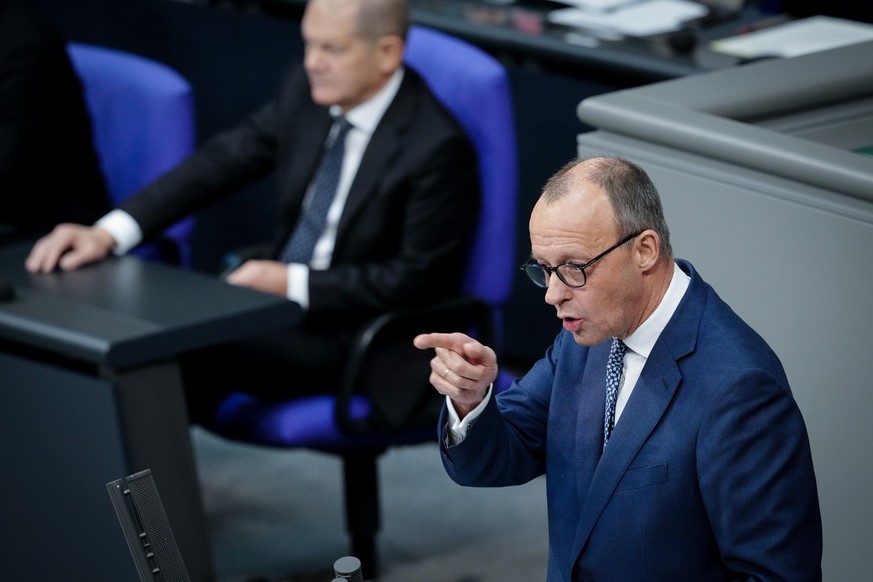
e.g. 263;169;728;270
249;0;773;82
0;242;301;370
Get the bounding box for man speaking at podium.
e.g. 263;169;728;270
416;156;821;581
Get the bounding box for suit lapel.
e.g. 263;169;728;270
335;72;418;240
570;359;681;558
570;261;702;560
573;345;610;509
337;125;402;234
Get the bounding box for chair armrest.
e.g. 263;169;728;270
334;296;495;435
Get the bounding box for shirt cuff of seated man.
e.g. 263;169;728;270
444;383;492;446
95;209;143;255
287;262;310;307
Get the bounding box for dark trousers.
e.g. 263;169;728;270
180;324;353;426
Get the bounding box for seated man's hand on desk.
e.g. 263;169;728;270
25;224;116;273
223;259;288;297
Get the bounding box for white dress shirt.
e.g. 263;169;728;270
95;68;406;310
447;261;690;444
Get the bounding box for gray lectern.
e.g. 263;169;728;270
0;243;300;582
576;40;873;581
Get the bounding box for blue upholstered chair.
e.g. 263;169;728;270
207;26;518;578
67;43;197;267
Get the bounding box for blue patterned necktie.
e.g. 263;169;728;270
279;117;353;263
603;337;626;449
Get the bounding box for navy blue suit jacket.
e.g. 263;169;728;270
441;260;822;581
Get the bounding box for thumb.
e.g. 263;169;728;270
462;339;497;367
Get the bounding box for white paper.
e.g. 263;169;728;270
547;0;709;37
709;16;873;58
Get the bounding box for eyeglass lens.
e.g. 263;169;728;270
523;263;586;288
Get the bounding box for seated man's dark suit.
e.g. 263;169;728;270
440;261;822;581
119;62;480;408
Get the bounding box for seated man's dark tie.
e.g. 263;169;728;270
280;117;354;263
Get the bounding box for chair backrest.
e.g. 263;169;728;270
405;27;518;312
67;43;197;266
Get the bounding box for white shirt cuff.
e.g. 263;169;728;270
287;262;309;307
95;209;142;255
445;384;492;445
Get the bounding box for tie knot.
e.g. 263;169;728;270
333;116;353;140
610;337;626;359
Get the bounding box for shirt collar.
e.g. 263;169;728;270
329;67;405;136
623;261;690;359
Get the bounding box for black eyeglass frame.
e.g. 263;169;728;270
520;231;644;289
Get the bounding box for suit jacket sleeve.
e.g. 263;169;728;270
439;332;565;487
695;360;822;580
120;64;318;239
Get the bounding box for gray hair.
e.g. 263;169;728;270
542;156;673;256
356;0;410;41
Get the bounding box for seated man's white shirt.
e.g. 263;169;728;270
96;209;142;255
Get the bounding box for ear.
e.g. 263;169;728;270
377;35;405;74
636;230;661;271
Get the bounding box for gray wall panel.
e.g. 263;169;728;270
578;130;873;581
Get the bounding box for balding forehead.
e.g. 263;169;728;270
542;158;605;202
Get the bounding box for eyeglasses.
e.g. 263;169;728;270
521;231;642;289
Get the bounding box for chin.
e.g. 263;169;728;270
571;331;601;348
310;88;338;107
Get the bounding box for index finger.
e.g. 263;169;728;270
413;332;474;352
25;233;67;273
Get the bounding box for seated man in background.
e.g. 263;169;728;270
1;0;110;244
26;0;480;422
415;156;822;581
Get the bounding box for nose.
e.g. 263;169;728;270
304;46;323;72
543;272;569;306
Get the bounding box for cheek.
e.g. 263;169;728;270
587;298;615;331
326;63;359;94
346;60;375;87
309;86;334;107
581;285;623;326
